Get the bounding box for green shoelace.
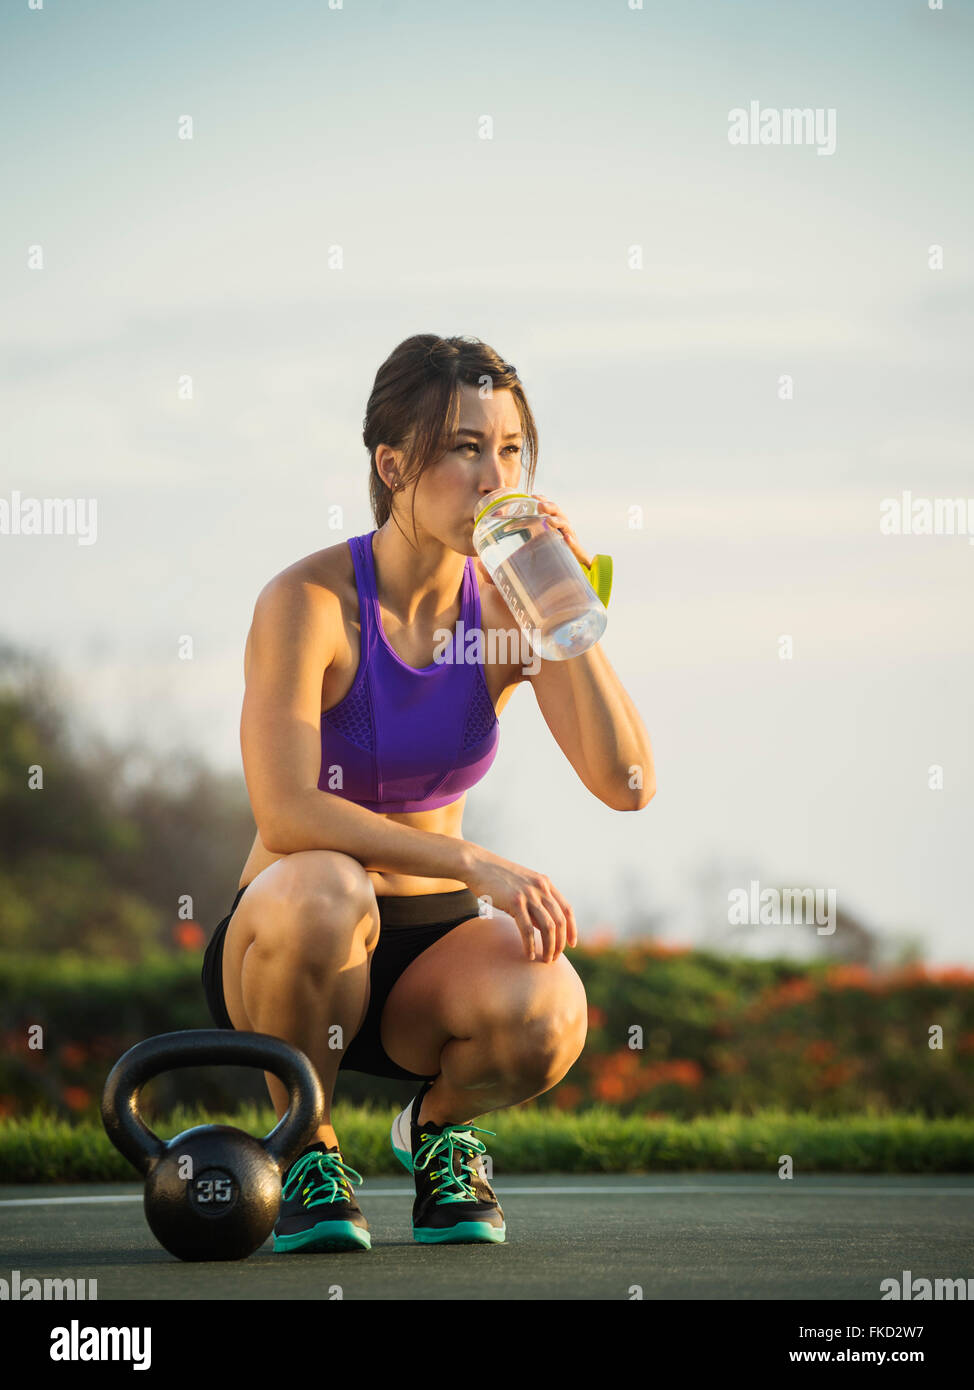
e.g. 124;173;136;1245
414;1124;496;1204
281;1150;364;1209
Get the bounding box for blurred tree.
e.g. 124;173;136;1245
690;854;887;964
0;640;255;958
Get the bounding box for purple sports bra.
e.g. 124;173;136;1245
318;531;500;813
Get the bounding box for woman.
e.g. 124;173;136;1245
201;334;655;1252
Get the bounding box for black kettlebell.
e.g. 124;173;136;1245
101;1029;324;1262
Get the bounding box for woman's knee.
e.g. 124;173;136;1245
479;957;589;1080
238;851;379;964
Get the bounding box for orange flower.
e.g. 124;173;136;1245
587;1005;607;1029
825;965;874;990
594;1074;626;1101
760;977;818;1014
804;1039;836;1064
588;1051;703;1100
661;1059;703;1088
746;977;819;1021
623;945;652;970
608;1049;643;1075
929;966;974;986
778;977;817;1003
59;1042;88;1068
816;1062;857;1089
553;1084;583;1110
641;1059;700;1090
173;921;206;951
62;1086;91;1111
590;1050;646;1101
889;963;930;987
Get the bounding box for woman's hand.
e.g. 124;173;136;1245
475;494;591;591
532;493;593;571
460;844;578;963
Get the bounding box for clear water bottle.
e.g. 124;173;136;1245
472;490;611;661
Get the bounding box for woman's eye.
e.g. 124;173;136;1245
458;442;521;454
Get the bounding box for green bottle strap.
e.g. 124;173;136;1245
582;554;613;608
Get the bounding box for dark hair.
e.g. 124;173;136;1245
363;334;539;541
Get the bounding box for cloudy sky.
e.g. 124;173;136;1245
3;0;972;961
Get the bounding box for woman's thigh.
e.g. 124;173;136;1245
221;850;379;1031
379;910;588;1079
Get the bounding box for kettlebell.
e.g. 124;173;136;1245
101;1029;324;1262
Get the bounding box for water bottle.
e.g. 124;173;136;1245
472;490;611;661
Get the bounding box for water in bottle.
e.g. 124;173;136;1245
472;490;607;661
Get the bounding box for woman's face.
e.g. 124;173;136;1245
407;384;525;554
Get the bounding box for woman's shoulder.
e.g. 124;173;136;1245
261;538;357;604
243;541;360;684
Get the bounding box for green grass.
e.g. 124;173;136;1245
2;1105;973;1181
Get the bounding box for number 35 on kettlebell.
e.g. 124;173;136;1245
100;1029;324;1262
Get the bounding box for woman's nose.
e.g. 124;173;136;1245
481;454;508;486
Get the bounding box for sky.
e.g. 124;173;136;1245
2;0;972;962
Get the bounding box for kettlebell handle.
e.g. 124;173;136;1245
101;1029;324;1175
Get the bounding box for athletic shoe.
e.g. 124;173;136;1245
273;1142;371;1252
390;1082;506;1244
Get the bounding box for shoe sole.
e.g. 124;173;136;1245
273;1221;372;1253
414;1222;506;1244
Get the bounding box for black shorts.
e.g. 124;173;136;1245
200;883;481;1082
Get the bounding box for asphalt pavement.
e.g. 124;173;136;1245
3;1172;973;1301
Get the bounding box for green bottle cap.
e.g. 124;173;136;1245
472;490;533;529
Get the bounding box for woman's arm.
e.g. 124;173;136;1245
525;640;655;811
240;575;477;878
271;785;477;879
493;492;655;812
